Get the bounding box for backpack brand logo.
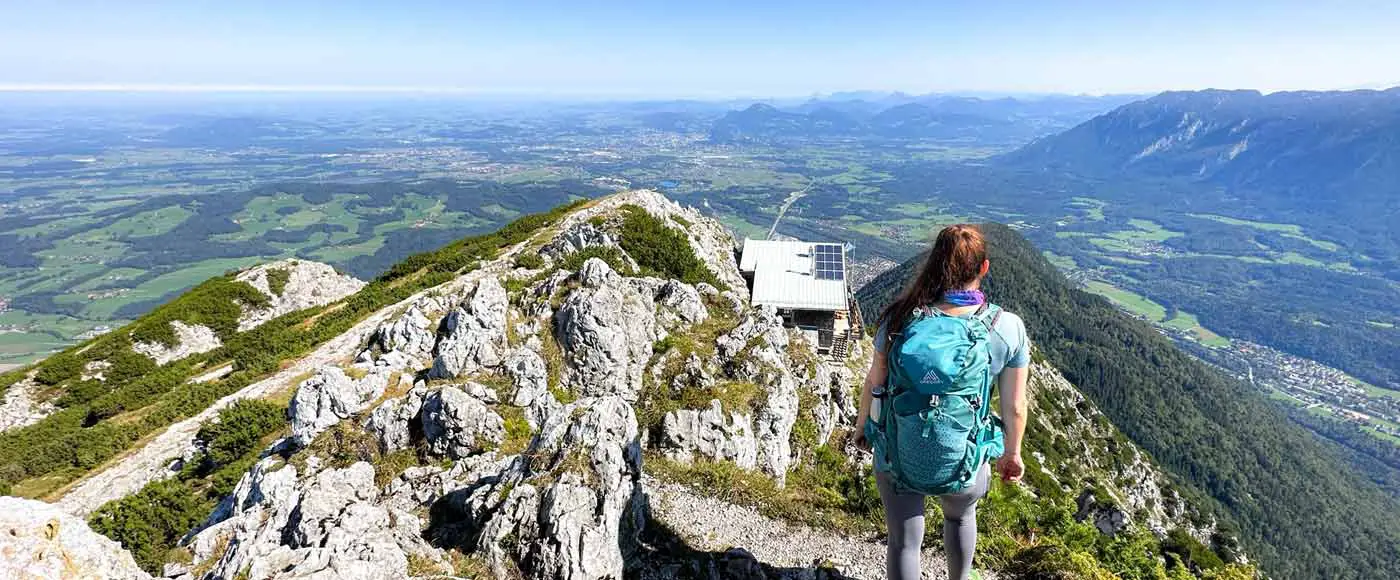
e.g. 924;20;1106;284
920;369;943;385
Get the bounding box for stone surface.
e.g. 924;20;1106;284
643;479;949;580
371;304;436;362
716;306;800;481
132;321;222;366
236;259;367;332
0;376;55;433
0;496;151;580
362;384;428;453
420;384;505;458
661;400;759;469
1076;490;1131;536
429;277;509;379
288;366;391;447
504;348;559;428
183;459;438;580
540;221;631;268
553;258;659;400
652;279;709;329
463;396;646;580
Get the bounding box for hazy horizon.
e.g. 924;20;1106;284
4;1;1400;98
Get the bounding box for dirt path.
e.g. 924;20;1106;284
648;479;981;580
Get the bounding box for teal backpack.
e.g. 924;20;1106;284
866;304;1006;495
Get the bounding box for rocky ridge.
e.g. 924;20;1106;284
155;190;878;579
16;190;1230;579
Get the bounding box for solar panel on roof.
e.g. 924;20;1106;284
811;244;845;280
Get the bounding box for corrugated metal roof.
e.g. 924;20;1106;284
739;239;848;311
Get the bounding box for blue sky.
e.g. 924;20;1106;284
2;0;1398;97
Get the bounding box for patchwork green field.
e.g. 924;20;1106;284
1082;280;1229;347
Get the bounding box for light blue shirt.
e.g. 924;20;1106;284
874;306;1032;377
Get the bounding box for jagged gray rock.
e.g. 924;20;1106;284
661;400;759;469
288;367;391;447
0;497;152;580
554;258;660;401
132;321;222;366
236;260;367;332
505;348;560;428
421;384;506;458
807;358;859;447
182;459;439;580
653;279;709;328
716;306;799;481
1075;489;1131;536
362;384;428;453
541;221;633;268
371;304;436;362
429;277;509;379
465;396;646;580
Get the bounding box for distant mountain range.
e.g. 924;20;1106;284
1002;88;1400;241
707;94;1140;145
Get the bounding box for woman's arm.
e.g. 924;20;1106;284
995;365;1030;482
853;348;887;448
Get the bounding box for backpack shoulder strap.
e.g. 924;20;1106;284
974;303;1003;332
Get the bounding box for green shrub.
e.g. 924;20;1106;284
266;267;291;296
1163;527;1226;572
512;253;546;270
559;245;634;275
130;277;271;346
616;205;724;289
499;405;533;454
196;399;284;468
54;380;106;408
90;479;208;574
91;398;287;574
34;352;83;386
1006;541;1119;580
0;368;27;395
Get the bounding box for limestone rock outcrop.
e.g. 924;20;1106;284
132;321;222;366
553;258;660;400
661;400;759;469
429;277;509;379
288;366;391;447
420;384;505;458
0;497;152;580
236;260;366;332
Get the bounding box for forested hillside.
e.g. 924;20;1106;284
856;224;1400;579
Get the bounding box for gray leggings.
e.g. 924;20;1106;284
876;464;990;580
